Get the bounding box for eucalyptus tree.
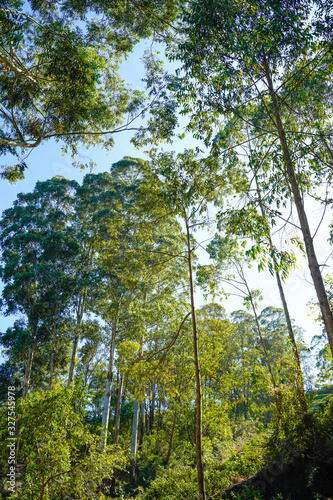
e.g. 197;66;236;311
204;234;307;419
196;304;237;431
0;177;79;394
161;0;333;356
150;148;231;500
73;170;130;447
86;158;186;454
107;157;187;476
229;309;275;421
259;306;307;405
67;171;123;388
214;247;283;416
0;0;181;181
214;146;307;409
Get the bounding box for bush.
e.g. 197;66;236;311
0;386;124;500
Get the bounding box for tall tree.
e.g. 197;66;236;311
166;0;333;356
88;158;186;449
0;176;78;394
151;148;230;500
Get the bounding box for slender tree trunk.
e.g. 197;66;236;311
100;314;118;450
114;373;124;446
185;212;206;500
48;353;55;391
110;373;125;496
157;397;162;430
130;400;140;482
150;381;155;432
23;346;34;398
138;401;145;450
68;333;79;386
253;170;307;410
165;407;177;465
264;54;333;357
48;303;58;391
67;293;85;387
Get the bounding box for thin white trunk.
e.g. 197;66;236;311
139;401;145;449
48;303;58;391
67;294;85;387
100;340;116;449
130;400;140;481
114;373;124;446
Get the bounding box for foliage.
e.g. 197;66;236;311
0;385;124;499
265;399;333;467
0;1;181;181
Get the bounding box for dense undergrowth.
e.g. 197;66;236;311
0;384;333;500
110;397;333;499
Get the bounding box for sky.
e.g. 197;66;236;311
0;39;331;358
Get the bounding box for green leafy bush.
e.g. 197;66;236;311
0;386;124;500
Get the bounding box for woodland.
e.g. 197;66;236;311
1;1;333;499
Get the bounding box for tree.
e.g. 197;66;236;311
212;144;307;409
151;148;230;500
0;176;79;394
0;0;180;181
83;158;186;453
167;0;333;357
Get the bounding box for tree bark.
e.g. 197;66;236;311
67;293;85;387
185;212;206;500
264;54;333;357
138;401;145;450
157;397;162;430
48;353;55;391
23;346;34;398
149;381;155;432
100;314;118;450
114;373;124;446
48;303;58;391
130;400;140;482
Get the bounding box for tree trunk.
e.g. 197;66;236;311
48;303;58;391
253;169;307;410
23;346;34;398
100;315;118;450
157;397;162;430
264;54;333;357
138;401;145;450
114;373;124;446
48;353;55;391
110;373;125;496
185;212;206;500
130;400;140;482
67;294;85;387
150;381;155;432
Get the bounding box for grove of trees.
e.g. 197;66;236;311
1;1;333;500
